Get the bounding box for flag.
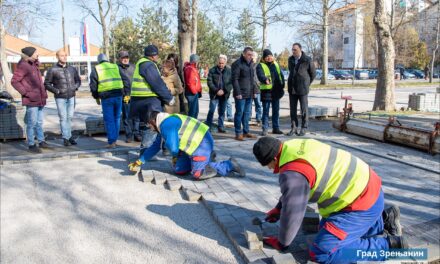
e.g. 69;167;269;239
80;21;88;55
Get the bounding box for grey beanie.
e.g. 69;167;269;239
190;54;200;63
97;53;108;63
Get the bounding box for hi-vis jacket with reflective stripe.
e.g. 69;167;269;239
279;139;370;218
95;62;123;92
259;61;282;90
169;114;209;155
131;58;159;97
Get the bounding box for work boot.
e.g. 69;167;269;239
69;137;77;145
244;133;256;139
197;165;218;180
298;127;307;136
272;129;284;135
383;205;402;236
39;141;51;149
217;127;226;133
229;157;246;177
235;134;244;141
286;122;298;136
28;144;42;153
63;138;72;146
387;235;409;249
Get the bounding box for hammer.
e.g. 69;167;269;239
252;217;267;227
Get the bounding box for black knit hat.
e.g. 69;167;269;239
144;45;159;57
21;47;36;57
253;136;282;166
262;49;273;59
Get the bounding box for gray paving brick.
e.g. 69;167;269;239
212;208;231;220
166;180;182;191
303;212;320;225
244;226;263;241
141;170;154;183
248;240;263;250
183;188;202;201
229;208;249;219
217;214;238;229
153;173;167;185
271;253;297;264
244;230;260;242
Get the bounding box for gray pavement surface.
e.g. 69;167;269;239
1;156;244;264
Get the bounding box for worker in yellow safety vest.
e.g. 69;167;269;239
90;53;130;148
252;136;407;263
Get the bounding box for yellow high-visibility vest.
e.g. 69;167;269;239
169;114;209;155
96;62;123;92
131;57;159;97
259;61;282;90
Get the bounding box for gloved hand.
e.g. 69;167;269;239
123;95;130;104
263;236;287;251
128;159;143;173
265;207;281;223
168;97;176;106
172;156;177;167
95;98;101;105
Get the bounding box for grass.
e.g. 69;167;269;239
311;81;439;90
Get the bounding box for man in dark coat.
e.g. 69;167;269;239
256;49;285;136
206;54;233;133
287;43;316;136
12;47;50;153
231;47;259;141
44;49;81;146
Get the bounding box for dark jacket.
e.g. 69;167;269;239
207;65;233;100
231;55;259;99
117;62;135;95
89;62;130;99
287;52;316;96
256;61;285;101
44;63;81;99
11;58;48;107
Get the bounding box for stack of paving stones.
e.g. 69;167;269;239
85;117;125;136
308;106;338;119
0;102;25;141
129;154;319;263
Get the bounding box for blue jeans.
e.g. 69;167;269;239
234;98;252;135
25;106;45;146
101;96;122;144
206;97;227;129
262;99;280;131
310;191;389;263
122;102;139;140
55;97;75;140
253;93;262;122
226;97;233;120
186;93;199;118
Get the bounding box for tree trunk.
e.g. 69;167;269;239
320;0;329;85
429;3;439;83
261;0;267;50
190;0;198;55
373;0;396;111
98;0;109;58
0;23;20;99
178;0;192;71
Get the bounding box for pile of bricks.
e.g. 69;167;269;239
85;116;125;136
308;106;338;118
0;102;26;141
408;93;440;112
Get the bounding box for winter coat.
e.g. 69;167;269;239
89;62;130;100
162;61;183;114
287;52;316;96
11;58;48;107
207;65;233;100
117;62;135;95
183;62;202;95
256;61;285;101
231;55;259;99
44;63;81;99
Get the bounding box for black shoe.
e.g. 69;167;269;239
134;135;142;142
28;144;42;153
272;129;284;135
69;137;77;145
217;127;226;133
383;205;402;236
39;141;51;149
63;139;72;146
387;235;408;249
298;128;307;136
229;157;246;177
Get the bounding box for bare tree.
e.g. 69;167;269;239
178;0;192;69
77;0;127;58
191;0;198;54
0;0;53;98
373;0;396;110
429;2;439;83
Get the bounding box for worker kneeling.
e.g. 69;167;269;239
129;112;246;180
253;137;406;264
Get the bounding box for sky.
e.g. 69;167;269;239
28;0;300;55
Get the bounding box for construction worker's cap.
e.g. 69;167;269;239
97;53;108;63
144;45;159;57
253;136;282;166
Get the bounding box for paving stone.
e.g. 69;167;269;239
303;212;320;225
271;253;297;264
212;208;231;220
230;208;249;219
166;179;182;191
248;240;263;250
153;173;167;185
262;222;279;237
244;230;261;242
141;170;154;183
183;188;202;201
302;224;319;233
217;214;238;229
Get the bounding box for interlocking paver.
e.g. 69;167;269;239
271;253;297;264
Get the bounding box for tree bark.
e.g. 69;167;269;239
261;0;267;50
373;0;396;111
320;0;329;85
178;0;192;71
429;3;439;83
97;0;110;58
190;0;198;55
0;23;20;99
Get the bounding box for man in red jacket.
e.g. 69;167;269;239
12;47;50;153
183;54;202;118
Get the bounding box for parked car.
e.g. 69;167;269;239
368;70;378;79
402;71;416;79
355;70;369;80
282;70;289;81
407;69;425;79
331;70;353;80
315;69;336;80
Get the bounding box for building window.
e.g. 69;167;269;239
344;37;349;44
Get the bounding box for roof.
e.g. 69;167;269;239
5;34;54;56
331;0;370;14
49;43;101;56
